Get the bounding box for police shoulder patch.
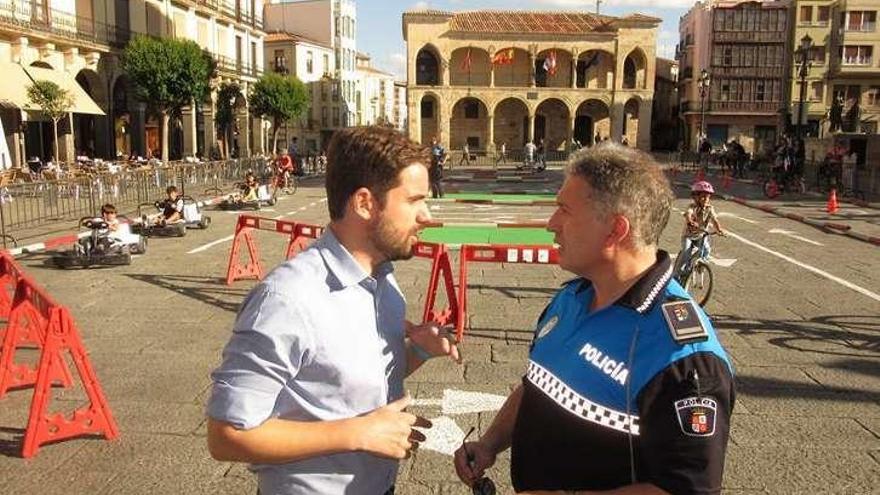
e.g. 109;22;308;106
661;300;708;344
674;396;718;436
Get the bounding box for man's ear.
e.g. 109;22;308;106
606;214;632;248
349;187;376;221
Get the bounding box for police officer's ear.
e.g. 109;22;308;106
606;213;633;248
350;187;378;221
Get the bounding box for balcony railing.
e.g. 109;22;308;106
215;54;262;77
0;0;131;48
709;101;781;113
180;0;264;30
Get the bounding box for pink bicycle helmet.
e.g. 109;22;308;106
691;180;715;194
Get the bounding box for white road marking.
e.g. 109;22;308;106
188;235;234;254
727;229;880;303
717;212;758;224
768;228;824;246
708;257;738;268
415;416;465;457
412;389;507;415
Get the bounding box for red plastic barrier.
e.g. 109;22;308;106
0;257;117;457
0;251;23;319
226;215;326;285
412;242;458;329
456;244;559;342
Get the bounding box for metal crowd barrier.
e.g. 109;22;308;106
0;158;267;245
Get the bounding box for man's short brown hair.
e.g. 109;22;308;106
325;126;431;220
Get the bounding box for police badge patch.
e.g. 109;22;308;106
674;396;718;437
536;315;559;339
661;300;709;344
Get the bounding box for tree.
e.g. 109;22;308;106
26;80;73;164
249;73;309;154
122;36;213;162
216;82;245;159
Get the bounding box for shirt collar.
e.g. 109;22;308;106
317;228;394;289
574;250;674;314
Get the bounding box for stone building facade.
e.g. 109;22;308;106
402;10;660;153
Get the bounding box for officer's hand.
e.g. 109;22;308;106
406;320;461;364
453;440;496;486
355;395;431;459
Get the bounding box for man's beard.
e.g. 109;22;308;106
369;214;416;262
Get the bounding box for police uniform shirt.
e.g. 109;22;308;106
511;251;735;495
207;229;406;494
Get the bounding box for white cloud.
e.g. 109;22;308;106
656;29;679;59
411;1;430;9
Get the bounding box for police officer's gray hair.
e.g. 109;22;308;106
567;143;673;248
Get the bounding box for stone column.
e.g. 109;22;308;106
237;109;250;157
408;96;420;143
487;114;495;152
182;103;197;157
571;51;578;89
438;101;450;149
568;114;576;146
637;99;653;151
203;105;217;159
490;65;495;88
60;113;75;163
441;60;449;87
610;102;625;143
528;113;535;142
251;116;265;155
529;53;536;88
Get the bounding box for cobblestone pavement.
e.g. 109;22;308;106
0;170;877;494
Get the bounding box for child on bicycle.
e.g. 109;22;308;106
681;181;726;260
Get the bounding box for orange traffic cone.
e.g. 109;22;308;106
826;188;839;214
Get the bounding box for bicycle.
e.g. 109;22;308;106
673;230;721;307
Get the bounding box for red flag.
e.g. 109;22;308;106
460;48;473;73
492;48;514;65
543;50;558;76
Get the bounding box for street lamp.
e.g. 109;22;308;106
796;34;813;140
698;69;711;144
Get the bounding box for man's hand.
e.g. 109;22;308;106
406;320;461;363
353;395;431;459
453;440;497;487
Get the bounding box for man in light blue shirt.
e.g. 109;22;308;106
207;127;461;494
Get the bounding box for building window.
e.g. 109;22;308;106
841;45;873;65
322;107;328;127
333;107;340;126
843;11;877;32
274;50;286;73
321;82;327;101
720;82;730;101
817;6;830;25
755;81;765;101
810;46;826;65
421;100;434;119
464;101;479;119
723;46;733;66
799;6;812;25
332;81;339;101
811;82;824;101
323;54;330;75
866;86;880;106
307;51;314;74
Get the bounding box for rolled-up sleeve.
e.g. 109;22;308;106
207;283;311;430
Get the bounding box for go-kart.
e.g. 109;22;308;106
50;217;145;269
132;196;211;237
217;184;277;210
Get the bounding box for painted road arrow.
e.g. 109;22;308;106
412;389;508;415
415;416;466;456
769;228;824;246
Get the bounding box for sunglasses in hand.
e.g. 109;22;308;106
462;426;496;495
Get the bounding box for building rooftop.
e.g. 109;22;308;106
265;31;333;50
403;9;660;35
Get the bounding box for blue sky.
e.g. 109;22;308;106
356;0;693;80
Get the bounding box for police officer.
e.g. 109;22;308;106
454;144;735;495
